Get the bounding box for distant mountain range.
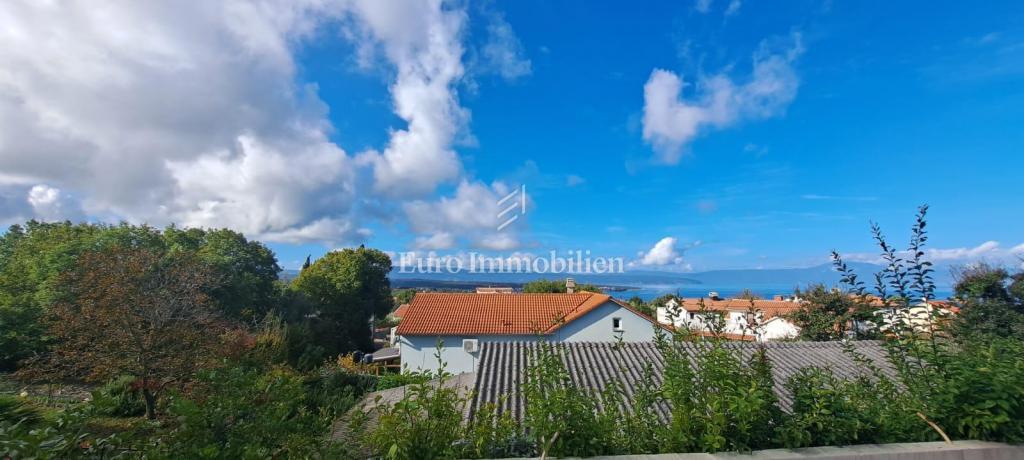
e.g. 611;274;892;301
282;261;956;290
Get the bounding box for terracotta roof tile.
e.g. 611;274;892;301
391;303;409;319
396;292;637;336
673;298;803;319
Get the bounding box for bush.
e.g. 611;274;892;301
0;395;43;426
162;365;345;458
376;371;430;391
88;375;145;417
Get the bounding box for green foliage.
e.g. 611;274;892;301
163;227;281;322
521;279;602;293
787;284;869;341
87;376;145;418
162;366;345;458
0;395;44;426
393;288;416;308
951;264;1024;339
376;371;430;391
292;247;392;355
0;221;279;371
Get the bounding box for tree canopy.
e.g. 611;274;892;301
292;247;393;355
521;279;603;293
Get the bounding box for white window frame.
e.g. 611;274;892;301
612;317;623;331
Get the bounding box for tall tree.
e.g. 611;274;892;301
292;247;392;355
34;247;224;418
165;227;280;321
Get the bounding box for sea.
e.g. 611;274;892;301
615;284;955;302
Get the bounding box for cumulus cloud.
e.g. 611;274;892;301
348;0;469;197
638;237;684;266
403;180;525;250
0;0;536;249
0;0;360;243
642;33;804;163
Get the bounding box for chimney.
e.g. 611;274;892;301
566;278;576;294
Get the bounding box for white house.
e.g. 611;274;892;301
394;291;666;374
656;296;801;341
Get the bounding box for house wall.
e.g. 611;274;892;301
398;301;660;374
398;334;540;375
656;305;799;342
760;317;799;340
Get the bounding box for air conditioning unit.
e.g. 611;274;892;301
463;339;479;353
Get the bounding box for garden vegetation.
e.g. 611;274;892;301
1;206;1023;458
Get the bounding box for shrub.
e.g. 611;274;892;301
0;395;43;426
376;371;430;391
162;366;344;458
88;375;145;417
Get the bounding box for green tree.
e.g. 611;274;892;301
952;264;1024;339
393;288;416;308
32;247;224;419
164;227;280;321
292;246;393;355
521;279;602;293
0;221;279;370
786;285;863;341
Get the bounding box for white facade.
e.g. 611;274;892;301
398;301;661;374
655;299;799;342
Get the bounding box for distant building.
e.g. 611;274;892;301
656;296;802;341
395;289;665;374
871;299;959;334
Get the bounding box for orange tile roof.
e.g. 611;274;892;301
395;292;657;336
673;298;803;320
392;303;409;319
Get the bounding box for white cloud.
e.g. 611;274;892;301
566;174;585;187
638;237;684;266
0;0;537;249
725;0;742;16
414;232;456;250
843;240;1016;264
695;0;713;13
349;0;469;197
22;184;83;222
403;180;525;250
475;233;520;251
479;11;532;80
0;0;360;243
928;241;1001;261
642;33;804;163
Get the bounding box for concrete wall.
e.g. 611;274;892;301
398;301;661;374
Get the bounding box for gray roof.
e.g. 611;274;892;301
467;340;896;423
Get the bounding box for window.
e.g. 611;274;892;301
612;317;623;331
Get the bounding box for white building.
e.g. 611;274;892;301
395;291;665;374
655;296;801;341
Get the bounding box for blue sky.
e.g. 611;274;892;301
1;1;1022;272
